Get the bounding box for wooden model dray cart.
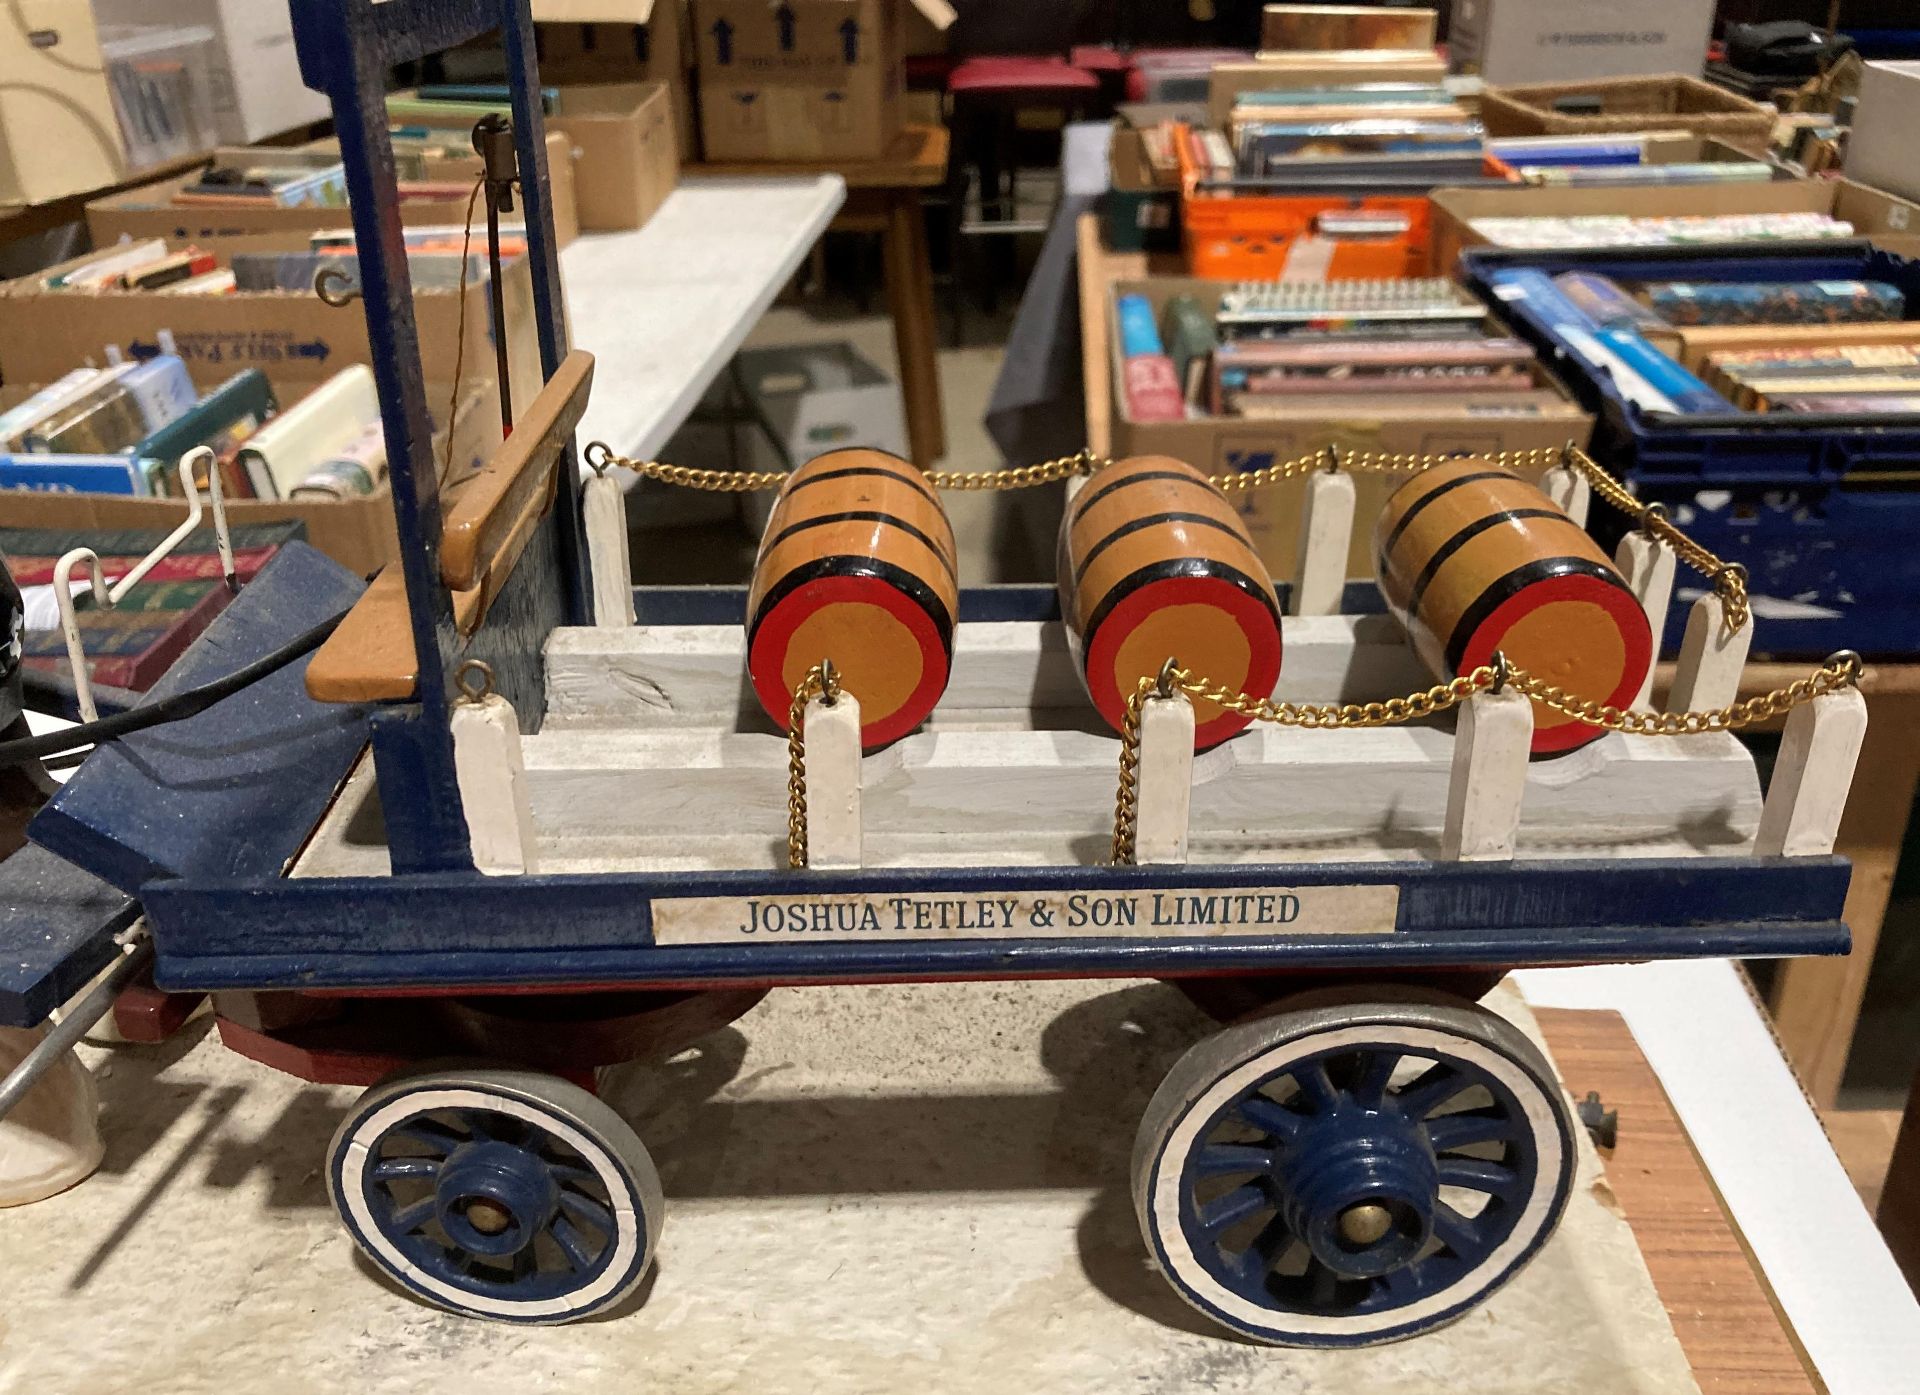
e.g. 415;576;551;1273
0;0;1868;1349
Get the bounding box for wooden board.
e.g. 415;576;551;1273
1538;1007;1819;1395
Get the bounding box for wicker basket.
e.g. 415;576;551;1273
1479;75;1777;152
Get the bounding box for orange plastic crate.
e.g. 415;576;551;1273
1173;123;1510;280
1181;191;1436;280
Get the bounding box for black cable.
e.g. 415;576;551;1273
0;611;346;769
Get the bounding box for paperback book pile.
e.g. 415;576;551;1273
1704;345;1920;414
5;522;301;691
1229;82;1484;182
1116;279;1566;422
1470;211;1856;250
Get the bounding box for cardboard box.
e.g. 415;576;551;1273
0;247;544;430
153;0;330;145
1845;62;1920;207
535;0;700;159
1206;52;1448;132
1447;0;1716;86
84;134;581;249
550;83;680;230
1430;178;1920;275
693;0;954;162
1104;278;1593;579
1478;75;1776;152
734;339;907;531
0;381;499;578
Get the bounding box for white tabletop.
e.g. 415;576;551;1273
1517;959;1920;1394
560;174;845;474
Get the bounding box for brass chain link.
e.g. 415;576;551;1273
785;660;842;869
582;440;1108;493
1108;652;1864;864
583;436;1750;628
927;447;1105;491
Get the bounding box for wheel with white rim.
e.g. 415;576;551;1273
327;1065;663;1323
1133;994;1575;1347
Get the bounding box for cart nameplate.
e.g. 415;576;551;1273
649;884;1400;944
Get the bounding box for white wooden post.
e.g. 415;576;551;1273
1541;465;1590;528
1441;688;1534;861
1666;593;1752;715
1290;469;1356;617
584;469;635;627
1755;688;1868;857
803;691;863;869
451;690;540;874
1134;692;1196;864
1614;530;1676;709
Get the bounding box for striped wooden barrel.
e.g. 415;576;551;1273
1059;455;1284;750
747;448;957;750
1373;458;1652;755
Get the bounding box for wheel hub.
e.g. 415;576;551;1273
1275;1108;1438;1280
435;1140;562;1257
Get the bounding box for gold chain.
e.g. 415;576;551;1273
582;437;1751;631
927;447;1105;490
1109;652;1863;864
582;440;1108;493
785;660;842;869
1555;450;1751;631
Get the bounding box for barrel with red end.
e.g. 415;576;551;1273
1373;458;1652;755
1059;455;1284;750
747;448;957;750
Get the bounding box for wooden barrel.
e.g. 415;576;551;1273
1059;455;1283;750
1373;458;1652;755
747;448;957;750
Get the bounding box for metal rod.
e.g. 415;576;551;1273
0;936;153;1124
473;113;518;438
486;188;513;437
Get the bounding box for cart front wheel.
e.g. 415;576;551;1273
327;1065;664;1323
1133;994;1575;1347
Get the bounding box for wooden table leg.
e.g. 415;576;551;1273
1771;687;1920;1105
883;189;945;467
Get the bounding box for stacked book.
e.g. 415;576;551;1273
1702;345;1920;414
0;354;387;503
1470;212;1855;251
7;522;301;691
1204;279;1558;418
1229;82;1484;183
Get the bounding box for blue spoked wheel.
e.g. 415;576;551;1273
1134;995;1575;1347
327;1066;664;1323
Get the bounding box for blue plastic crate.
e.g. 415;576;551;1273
1460;240;1920;658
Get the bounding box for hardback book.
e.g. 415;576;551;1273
0;453;147;494
233;365;378;500
8;522;300;690
134;368;278;500
43;238;169;291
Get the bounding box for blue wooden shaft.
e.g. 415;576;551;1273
503;0;593;623
142;857;1852;993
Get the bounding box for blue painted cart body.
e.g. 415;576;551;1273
0;0;1863;1341
0;0;1854;1024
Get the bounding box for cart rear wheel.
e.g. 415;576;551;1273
1133;994;1575;1347
327;1065;664;1323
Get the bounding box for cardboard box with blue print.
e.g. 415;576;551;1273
693;0;953;161
0;248;535;576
